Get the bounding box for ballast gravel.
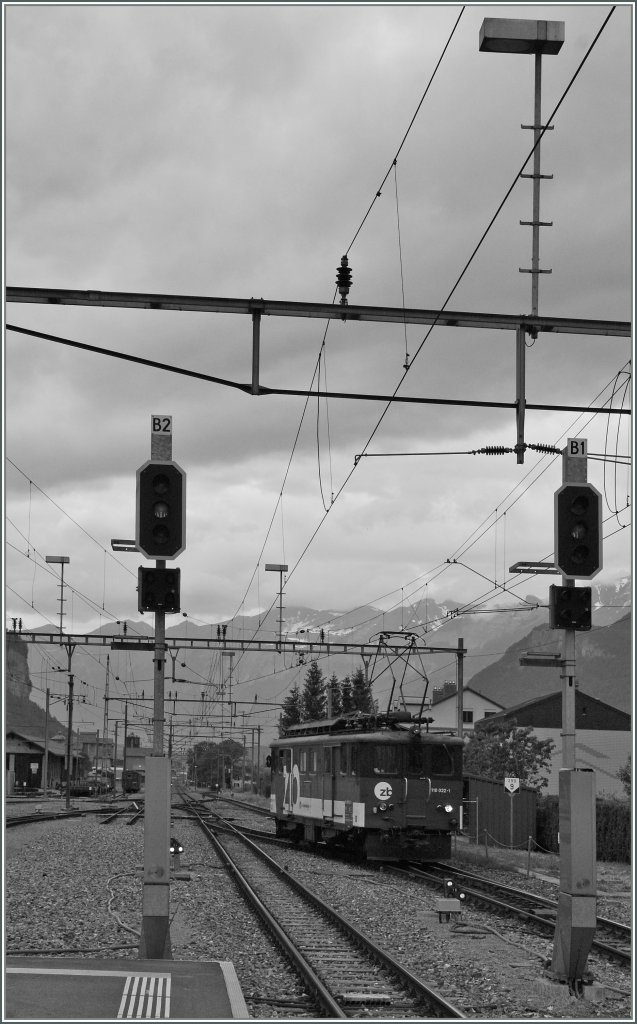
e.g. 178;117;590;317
4;800;632;1020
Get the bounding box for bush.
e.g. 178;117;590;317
536;794;630;863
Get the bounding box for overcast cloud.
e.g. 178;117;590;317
4;1;633;689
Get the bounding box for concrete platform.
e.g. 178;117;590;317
5;957;249;1019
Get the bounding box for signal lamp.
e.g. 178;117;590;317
170;836;184;855
554;482;602;579
549;584;592;631
136;460;186;559
138;567;181;613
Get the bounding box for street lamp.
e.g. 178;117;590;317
45;555;69;636
46;555;75;809
265;563;288;650
479;17;564;464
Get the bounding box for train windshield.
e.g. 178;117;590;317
407;741;460;777
369;745;402;775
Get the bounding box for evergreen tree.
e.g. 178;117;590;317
340;675;354;714
328;673;342;716
279;682;302;733
617;756;631;797
463;719;555;790
301;661;326;720
351;666;375;713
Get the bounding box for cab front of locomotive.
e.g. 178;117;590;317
360;731;463;861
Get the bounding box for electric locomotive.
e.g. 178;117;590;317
269;709;462;861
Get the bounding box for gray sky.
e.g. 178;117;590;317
4;3;633;656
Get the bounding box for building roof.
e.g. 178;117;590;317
5;729;69;758
431;685;505;709
475;690;630;731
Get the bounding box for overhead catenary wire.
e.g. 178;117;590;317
6;8;630;704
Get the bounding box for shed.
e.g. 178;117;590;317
463;774;537;848
5;730;73;793
475;690;631;797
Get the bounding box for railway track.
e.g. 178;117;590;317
397;861;631;965
184;797;465;1019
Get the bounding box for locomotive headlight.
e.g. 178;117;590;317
444;803;454;814
379;803;387;812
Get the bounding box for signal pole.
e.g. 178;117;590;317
137;416;186;961
550;439;599;990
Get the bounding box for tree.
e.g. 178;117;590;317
327;673;342;716
301;661;326;721
463;719;555;790
279;682;302;733
340;674;354;714
617;756;631;797
350;666;375;713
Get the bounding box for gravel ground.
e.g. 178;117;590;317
4;799;633;1021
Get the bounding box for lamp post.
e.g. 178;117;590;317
265;563;288;650
479;16;564;463
46;555;75;809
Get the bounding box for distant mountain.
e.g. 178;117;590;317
6;636;69;737
10;577;630;746
467;613;632;714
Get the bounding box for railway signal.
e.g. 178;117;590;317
138;567;181;613
549;584;592;631
136;460;186;559
554;482;602;579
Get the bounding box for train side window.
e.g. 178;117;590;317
350;745;358;776
430;744;455;776
339;746;348;775
277;748;291;775
299;749;308;773
323;747;331;774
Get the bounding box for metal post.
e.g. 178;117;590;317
456;637;464;739
42;689;50;800
257;726;261;794
64;643;75;811
551;442;597;985
122;701;128;796
251;311;261;395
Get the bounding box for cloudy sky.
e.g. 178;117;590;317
4;2;633;673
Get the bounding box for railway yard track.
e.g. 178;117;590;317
183;794;465;1018
5;793;632;1018
392;861;632;965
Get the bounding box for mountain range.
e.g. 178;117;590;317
9;577;631;748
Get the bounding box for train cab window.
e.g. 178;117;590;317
277;748;292;775
371;744;402;775
430;744;457;776
349;745;358;776
406;743;426;776
339;746;348;775
313;748;321;774
299;749;308;773
323;747;331;774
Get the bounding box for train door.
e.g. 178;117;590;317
323;745;340;817
277;747;293;812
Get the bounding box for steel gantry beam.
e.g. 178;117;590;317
7;286;631;462
14;631;463;658
5;286;631;336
